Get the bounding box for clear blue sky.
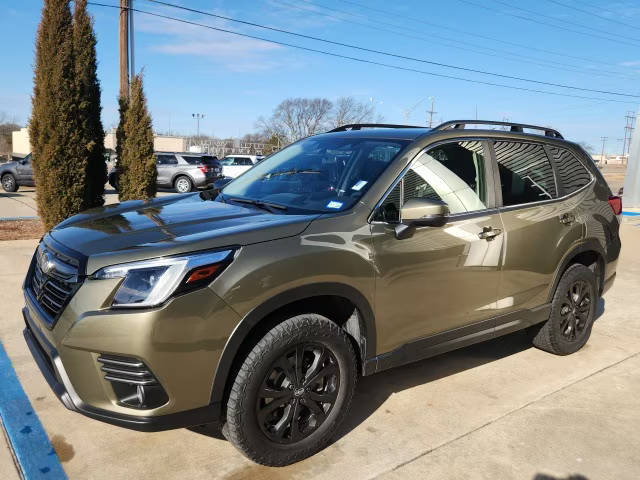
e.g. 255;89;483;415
2;0;640;153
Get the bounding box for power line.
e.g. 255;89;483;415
142;0;639;98
543;0;640;32
457;0;640;48
86;2;638;104
338;0;630;67
491;0;640;44
276;0;637;82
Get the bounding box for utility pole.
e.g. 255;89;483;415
119;0;129;99
623;111;635;162
426;97;437;128
129;0;135;80
600;136;608;164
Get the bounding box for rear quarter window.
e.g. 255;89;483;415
548;146;592;195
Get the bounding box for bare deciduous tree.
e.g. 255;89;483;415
330;96;375;129
257;96;381;145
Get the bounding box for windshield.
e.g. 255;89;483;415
220;136;408;213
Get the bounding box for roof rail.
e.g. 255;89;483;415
329;123;425;132
432;120;563;139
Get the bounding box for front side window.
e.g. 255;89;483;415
494;141;557;206
548;146;591;194
374;140;488;222
221;136;409;213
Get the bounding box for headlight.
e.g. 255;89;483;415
93;249;234;308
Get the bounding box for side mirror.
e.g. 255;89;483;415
394;198;449;240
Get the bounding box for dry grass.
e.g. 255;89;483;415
0;219;45;241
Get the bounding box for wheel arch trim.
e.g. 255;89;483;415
209;282;376;405
548;239;606;302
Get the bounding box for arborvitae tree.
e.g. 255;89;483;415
73;0;106;208
118;74;156;201
30;0;86;229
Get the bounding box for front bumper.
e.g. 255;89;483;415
23;306;222;432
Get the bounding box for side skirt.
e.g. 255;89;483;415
364;304;551;375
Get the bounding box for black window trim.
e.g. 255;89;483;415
490;139;595;212
368;137;498;224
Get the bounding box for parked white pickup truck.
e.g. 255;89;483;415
220;155;264;178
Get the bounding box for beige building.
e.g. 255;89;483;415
14;127;187;156
11;128;31;155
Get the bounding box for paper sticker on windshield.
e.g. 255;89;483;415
326;201;343;209
351;180;368;191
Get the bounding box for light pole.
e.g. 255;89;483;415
192;113;205;138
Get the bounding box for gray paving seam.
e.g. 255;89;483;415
0;417;22;480
372;349;640;479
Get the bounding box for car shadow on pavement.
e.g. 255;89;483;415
337;297;606;440
189;299;606;444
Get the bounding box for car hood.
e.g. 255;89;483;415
0;161;17;171
49;193;319;273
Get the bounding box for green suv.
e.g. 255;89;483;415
23;120;621;466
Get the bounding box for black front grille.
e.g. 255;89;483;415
29;242;81;323
97;355;159;386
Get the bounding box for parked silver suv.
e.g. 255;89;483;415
108;152;223;193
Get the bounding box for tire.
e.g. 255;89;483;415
532;264;597;355
174;175;193;193
225;314;358;466
1;174;18;192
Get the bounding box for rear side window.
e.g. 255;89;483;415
156;154;177;165
548;146;591;194
494;141;557;206
182;155;204;165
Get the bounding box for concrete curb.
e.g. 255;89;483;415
0;342;67;479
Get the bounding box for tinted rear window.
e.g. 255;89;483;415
548;147;591;195
494;141;557;206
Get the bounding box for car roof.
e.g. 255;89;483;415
314;128;432;141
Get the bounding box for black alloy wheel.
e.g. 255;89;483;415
257;343;339;444
531;263;597;355
224;314;357;466
558;280;592;341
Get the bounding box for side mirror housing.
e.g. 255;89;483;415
394;198;449;239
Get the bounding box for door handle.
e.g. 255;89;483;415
478;226;502;241
559;213;575;225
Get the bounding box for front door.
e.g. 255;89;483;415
17;154;34;185
370;140;504;355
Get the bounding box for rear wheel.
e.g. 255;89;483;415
531;264;597;355
1;174;18;192
174;175;193;193
224;314;357;466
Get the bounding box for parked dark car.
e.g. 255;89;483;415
108;152;223;193
1;153;34;192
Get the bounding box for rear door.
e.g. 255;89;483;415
370;139;505;355
155;154;176;186
493;140;585;318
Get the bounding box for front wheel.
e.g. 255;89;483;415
1;174;18;192
531;264;597;355
224;314;358;466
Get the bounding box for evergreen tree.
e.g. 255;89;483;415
118;74;156;201
30;0;86;229
114;95;127;192
73;0;106;208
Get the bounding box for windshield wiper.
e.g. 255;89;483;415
226;197;288;213
262;168;321;179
